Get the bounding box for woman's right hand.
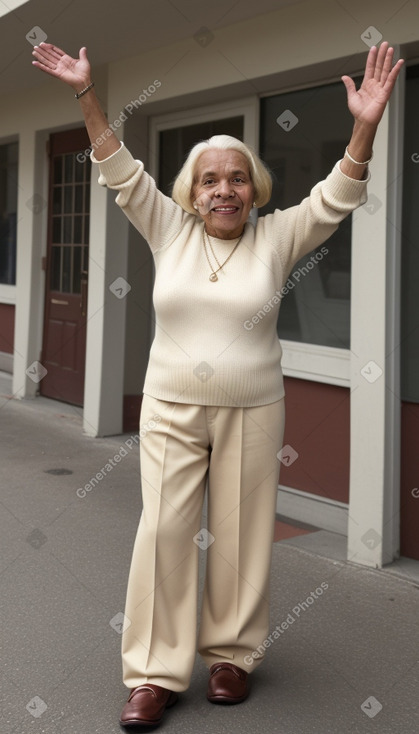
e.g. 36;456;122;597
32;43;91;93
32;42;121;160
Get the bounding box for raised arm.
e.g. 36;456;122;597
340;42;404;179
32;43;120;161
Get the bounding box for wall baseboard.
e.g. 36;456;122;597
0;352;13;374
277;484;348;536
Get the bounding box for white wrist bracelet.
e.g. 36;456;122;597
344;145;373;166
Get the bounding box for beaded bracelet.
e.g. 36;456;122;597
345;145;373;166
75;81;95;99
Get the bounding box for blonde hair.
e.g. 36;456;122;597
171;134;272;215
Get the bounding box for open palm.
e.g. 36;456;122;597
32;43;91;90
342;42;404;127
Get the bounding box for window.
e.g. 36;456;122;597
49;150;91;294
259;81;356;349
401;65;419;403
0;142;18;285
158;117;244;196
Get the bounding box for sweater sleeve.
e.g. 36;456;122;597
91;142;191;253
261;160;369;279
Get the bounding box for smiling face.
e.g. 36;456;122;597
192;149;255;239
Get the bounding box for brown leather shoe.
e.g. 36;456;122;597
207;662;249;704
119;684;178;727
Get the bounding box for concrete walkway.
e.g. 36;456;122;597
1;373;418;734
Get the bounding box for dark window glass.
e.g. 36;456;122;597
82;245;88;272
74;185;83;213
53;156;62;184
158;116;244;196
84;183;90;212
84;215;89;244
259;81;357;348
53;186;62;215
62;246;71;292
401;65;419;403
64;154;73;183
74;156;84;183
52;217;61;244
73;215;83;244
72;246;82;293
63;216;72;244
50;246;61;291
48;150;91;296
0;142;18;285
64;185;73;213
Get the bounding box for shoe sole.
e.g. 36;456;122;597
207;693;249;705
119;692;178;727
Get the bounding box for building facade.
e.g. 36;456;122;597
1;0;418;565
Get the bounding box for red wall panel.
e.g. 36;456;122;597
400;402;419;561
0;303;14;353
281;376;350;504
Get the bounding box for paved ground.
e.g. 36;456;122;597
1;373;418;734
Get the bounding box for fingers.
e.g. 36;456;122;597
363;44;378;83
364;42;394;84
380;43;394;81
373;41;390;81
35;42;64;60
34;41;62;53
362;41;404;92
383;58;405;93
32;53;57;72
32;43;61;69
377;45;404;93
32;52;55;72
371;42;404;85
341;75;356;98
375;43;401;85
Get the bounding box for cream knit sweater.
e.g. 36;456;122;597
93;143;368;407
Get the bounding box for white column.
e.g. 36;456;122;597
13;130;48;399
82;167;129;437
348;75;404;567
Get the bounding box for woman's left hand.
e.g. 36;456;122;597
341;42;404;128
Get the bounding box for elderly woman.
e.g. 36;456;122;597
33;41;403;728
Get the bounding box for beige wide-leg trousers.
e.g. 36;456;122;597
122;394;285;692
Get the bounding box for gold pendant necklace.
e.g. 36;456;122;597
202;228;244;282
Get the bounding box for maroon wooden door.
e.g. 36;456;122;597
41;128;91;406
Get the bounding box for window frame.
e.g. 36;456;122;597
149;97;259;182
259;78;358;387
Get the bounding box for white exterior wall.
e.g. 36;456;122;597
106;0;417;109
348;111;397;567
